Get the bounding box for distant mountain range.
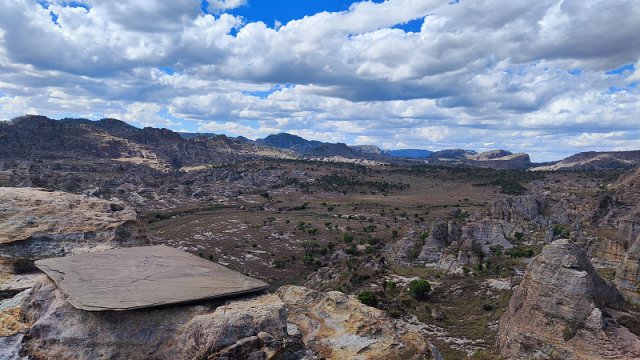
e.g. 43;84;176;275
2;115;640;171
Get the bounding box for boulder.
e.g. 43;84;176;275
18;277;298;360
0;187;148;260
497;239;639;359
277;285;439;360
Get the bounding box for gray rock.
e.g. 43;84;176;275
21;277;294;360
615;233;640;304
0;334;26;360
0;187;148;260
35;245;268;311
497;239;637;360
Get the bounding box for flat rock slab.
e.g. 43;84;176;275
35;245;268;311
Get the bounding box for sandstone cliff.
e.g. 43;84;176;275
497;239;639;359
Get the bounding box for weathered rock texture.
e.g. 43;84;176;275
497;239;640;360
277;285;438;360
19;277;297;360
615;233;640;304
35;245;269;311
0;187;148;259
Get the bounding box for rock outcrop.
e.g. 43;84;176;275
18;277;300;360
277;285;439;360
615;233;640;304
4;279;441;360
497;239;640;359
0;187;148;260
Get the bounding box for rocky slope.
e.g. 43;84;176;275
497;239;639;359
0;187;148;260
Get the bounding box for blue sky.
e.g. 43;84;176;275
213;0;423;33
0;0;639;161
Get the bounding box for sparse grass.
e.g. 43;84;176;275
596;267;616;281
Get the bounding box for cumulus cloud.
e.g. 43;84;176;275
0;0;639;161
207;0;247;11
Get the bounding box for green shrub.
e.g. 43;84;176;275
490;244;504;257
384;280;397;292
344;233;354;244
552;224;571;238
505;246;536;258
302;255;314;265
358;291;378;307
344;244;358;255
408;279;431;300
514;231;524;241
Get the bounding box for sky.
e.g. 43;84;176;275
0;0;639;161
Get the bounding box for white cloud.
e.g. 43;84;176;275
207;0;247;11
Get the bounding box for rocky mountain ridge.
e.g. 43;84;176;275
0;115;296;169
5;115;640;171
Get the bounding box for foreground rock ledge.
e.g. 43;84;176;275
497;239;640;360
0;187;148;260
20;277;297;360
34;245;269;311
10;279;439;360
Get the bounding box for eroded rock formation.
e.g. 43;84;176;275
0;187;148;260
277;285;439;360
19;277;299;360
497;239;640;359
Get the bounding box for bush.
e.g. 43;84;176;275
490;244;503;257
344;233;354;244
552;224;571;238
358;291;378;307
482;303;495;312
513;231;524;241
302;255;314;265
344;244;358;255
384;280;397;292
505;246;536;258
408;279;431;300
272;259;286;269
